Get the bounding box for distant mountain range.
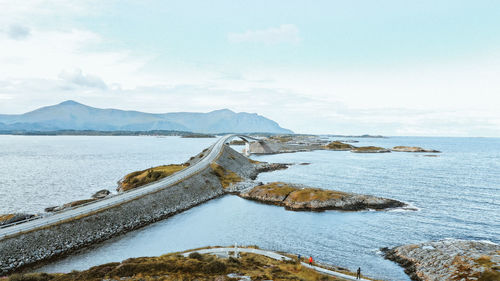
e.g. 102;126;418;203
0;100;293;134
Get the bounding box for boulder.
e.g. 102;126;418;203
92;189;111;199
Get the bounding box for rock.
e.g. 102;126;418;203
392;146;441;153
351;146;391;153
92;189;111;199
255;163;290;173
383;239;500;281
44;206;58;212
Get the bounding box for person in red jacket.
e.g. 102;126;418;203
309;256;313;265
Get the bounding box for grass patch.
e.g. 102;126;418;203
64;199;96;208
210;163;242;188
252;182;297;197
244;182;348;204
0;214;15;222
287;188;347;202
6;251;345;281
229;139;246;145
351;146;389;152
120;164;188;191
324;141;354;150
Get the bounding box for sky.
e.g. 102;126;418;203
0;0;499;136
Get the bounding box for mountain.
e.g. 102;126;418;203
0;100;293;134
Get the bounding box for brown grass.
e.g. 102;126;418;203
252;182;297;197
246;182;348;203
324;141;354;150
64;199;96;208
120;164;188;191
351;146;388;152
0;214;15;222
229;140;246;145
287;188;347;202
210;163;242;188
7;251;348;281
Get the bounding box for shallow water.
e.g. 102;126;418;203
2;136;499;280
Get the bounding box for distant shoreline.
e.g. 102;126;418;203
0;130;225;137
0;130;387;139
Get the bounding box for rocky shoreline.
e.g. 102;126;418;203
382;239;500;281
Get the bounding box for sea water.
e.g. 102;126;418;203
1;136;499;280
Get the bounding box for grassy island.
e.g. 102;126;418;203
241;182;405;211
324;141;354;150
119;164;189;192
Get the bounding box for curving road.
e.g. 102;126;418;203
0;134;240;240
182;247;370;281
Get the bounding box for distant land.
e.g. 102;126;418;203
0;100;293;134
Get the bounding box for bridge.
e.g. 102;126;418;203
0;134;259;240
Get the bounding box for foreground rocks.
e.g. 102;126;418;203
382;239;500;281
240;182;407;211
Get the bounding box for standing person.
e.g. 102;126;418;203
356;267;361;279
309;256;313;265
297;254;301;262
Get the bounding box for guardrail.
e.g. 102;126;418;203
0;135;239;239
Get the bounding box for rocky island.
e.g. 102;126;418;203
391;146;441;153
240;182;406;211
382;239;500;281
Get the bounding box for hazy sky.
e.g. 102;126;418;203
1;0;499;136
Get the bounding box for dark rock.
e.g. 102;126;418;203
92;189;111;199
255;163;289;173
44;206;58;212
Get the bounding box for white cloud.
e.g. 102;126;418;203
0;27;150;89
6;24;30;40
228;24;301;44
58;68;107;89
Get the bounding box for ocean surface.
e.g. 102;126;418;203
1;135;499;280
